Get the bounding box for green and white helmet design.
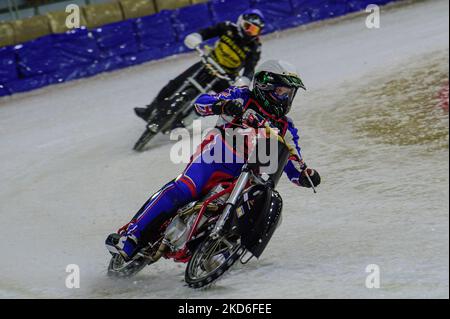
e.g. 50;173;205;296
253;60;306;118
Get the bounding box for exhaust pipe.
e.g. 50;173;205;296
146;242;168;263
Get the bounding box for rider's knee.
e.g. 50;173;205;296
176;175;199;197
165;177;198;207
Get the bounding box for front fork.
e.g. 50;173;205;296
156;70;222;133
210;166;251;239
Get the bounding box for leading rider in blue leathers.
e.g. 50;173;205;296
108;60;321;260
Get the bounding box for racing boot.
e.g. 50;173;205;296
134;107;153;122
105;233;139;261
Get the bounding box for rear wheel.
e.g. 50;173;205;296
107;235;165;278
133;88;198;152
107;254;150;278
185;235;245;288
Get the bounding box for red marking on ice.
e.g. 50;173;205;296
438;82;449;111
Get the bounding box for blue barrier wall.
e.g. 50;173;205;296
0;0;396;97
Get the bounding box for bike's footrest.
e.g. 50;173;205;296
240;250;254;265
146;123;160;133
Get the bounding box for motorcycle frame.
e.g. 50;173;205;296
163;162;270;263
164;180;237;263
164;47;233;115
162;134;288;263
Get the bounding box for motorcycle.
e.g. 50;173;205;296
133;47;234;152
107;110;293;288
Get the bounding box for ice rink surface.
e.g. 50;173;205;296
0;0;448;298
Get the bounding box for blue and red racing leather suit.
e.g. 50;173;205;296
120;86;308;256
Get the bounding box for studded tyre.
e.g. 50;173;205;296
107;253;150;278
185;235;245;289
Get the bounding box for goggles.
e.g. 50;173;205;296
242;21;262;36
269;86;297;102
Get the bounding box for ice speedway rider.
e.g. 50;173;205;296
134;9;265;122
107;59;322;261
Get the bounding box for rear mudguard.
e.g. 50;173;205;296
230;185;283;258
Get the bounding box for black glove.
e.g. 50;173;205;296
298;168;321;188
211;100;243;117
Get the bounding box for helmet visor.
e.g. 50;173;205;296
242;21;262;36
269;86;297;103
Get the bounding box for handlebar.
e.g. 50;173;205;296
241;109;317;193
242;109;285;143
195;46;233;83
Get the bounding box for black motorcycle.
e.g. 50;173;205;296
107;111;293;288
133;47;234;152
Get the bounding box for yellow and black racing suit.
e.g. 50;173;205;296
151;21;261;104
199;21;262;79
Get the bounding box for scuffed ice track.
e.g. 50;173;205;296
0;0;448;298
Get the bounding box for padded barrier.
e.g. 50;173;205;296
210;0;251;23
0;0;399;98
0;46;17;83
15;28;100;78
119;0;156;20
346;0;393;12
0;23;15;47
0;83;9;96
15;36;58;78
11;15;52;44
93;20;139;59
252;0;298;34
171;3;214;40
308;0;351;21
83;2;124;29
47;10;88;34
0;45;14;96
134;10;185;60
135;10;177;50
154;0;191;11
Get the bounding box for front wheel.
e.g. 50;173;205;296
133;128;157;152
185;235;245;288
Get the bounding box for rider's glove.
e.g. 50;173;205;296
184;33;203;49
298;168;321;188
211;100;244;117
233;76;251;87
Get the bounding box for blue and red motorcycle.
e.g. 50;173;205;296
108;113;291;288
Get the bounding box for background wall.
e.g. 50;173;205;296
0;0;396;97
